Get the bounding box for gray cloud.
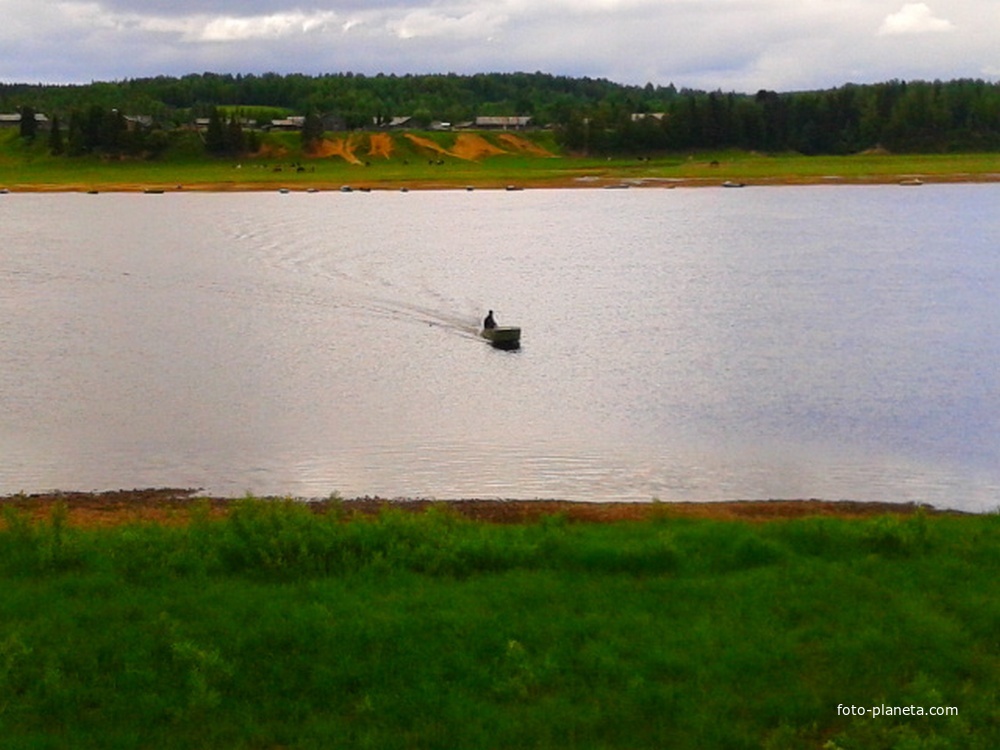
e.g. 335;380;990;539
95;1;425;16
1;0;997;91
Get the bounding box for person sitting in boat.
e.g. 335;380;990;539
483;310;497;330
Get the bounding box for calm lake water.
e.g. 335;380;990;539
2;186;998;511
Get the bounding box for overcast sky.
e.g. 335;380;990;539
1;1;997;93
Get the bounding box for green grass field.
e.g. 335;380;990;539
3;127;1000;191
1;499;997;749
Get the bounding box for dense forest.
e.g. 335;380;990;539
3;71;1000;155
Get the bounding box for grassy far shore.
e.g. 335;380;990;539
1;492;997;749
3;128;1000;191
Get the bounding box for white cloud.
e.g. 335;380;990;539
197;11;338;41
878;3;954;36
388;7;508;40
133;10;340;41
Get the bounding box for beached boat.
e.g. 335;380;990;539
481;326;521;349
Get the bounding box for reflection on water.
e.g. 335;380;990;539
2;187;999;511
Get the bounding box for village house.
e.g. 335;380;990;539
473;116;532;130
381;116;413;129
266;116;306;132
0;112;50;129
378;116;451;131
320;114;345;131
123;115;155;131
193;116;259;130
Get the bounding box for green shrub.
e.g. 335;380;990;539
0;503;86;574
861;512;931;557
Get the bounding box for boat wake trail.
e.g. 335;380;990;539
364;296;482;340
246;238;485;341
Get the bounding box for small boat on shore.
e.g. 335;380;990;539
481;326;521;350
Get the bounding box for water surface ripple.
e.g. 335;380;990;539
2;186;998;511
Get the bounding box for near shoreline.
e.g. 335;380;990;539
0;488;964;528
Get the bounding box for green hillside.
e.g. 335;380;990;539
4;125;1000;191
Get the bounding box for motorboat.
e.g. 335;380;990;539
481;326;521;350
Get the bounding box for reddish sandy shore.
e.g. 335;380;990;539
6;171;1000;194
0;488;960;529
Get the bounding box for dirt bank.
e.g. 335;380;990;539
0;488;955;529
497;133;557;156
402;132;552;161
367;132;394;159
310;136;363;164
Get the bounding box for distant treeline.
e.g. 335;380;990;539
3;71;1000;154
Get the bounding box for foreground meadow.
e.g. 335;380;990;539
0;496;997;749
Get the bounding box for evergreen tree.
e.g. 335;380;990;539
300;113;324;152
204;108;226;154
19;106;38;140
245;129;261;154
82;104;104;151
226;115;246;154
103;109;126;151
48;114;64;155
66;109;86;156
